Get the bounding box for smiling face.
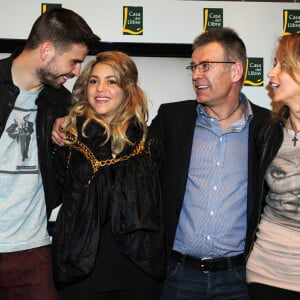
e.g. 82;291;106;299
191;42;240;106
37;43;88;89
268;55;300;108
86;62;125;123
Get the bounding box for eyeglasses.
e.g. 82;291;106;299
186;61;236;73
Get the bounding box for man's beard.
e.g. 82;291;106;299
36;68;64;90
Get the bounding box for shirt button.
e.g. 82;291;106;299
207;235;211;240
213;185;217;191
210;210;214;216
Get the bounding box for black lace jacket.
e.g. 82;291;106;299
51;117;166;288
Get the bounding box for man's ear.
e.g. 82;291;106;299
231;62;244;83
40;41;54;61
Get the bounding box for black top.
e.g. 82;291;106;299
52;117;166;290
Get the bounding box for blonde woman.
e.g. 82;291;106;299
51;51;166;300
246;33;300;299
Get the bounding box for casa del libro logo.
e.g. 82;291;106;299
282;9;300;35
203;8;223;31
122;6;143;35
244;57;264;87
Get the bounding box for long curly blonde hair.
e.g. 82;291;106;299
62;51;149;155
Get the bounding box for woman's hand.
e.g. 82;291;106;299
52;117;66;146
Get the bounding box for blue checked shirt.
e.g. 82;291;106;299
173;93;253;259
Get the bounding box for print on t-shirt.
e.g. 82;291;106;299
265;147;300;228
6;114;34;162
0;109;38;173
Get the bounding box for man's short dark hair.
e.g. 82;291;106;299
25;8;101;53
193;27;247;83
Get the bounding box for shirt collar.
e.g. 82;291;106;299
196;92;253;122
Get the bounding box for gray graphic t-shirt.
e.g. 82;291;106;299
0;88;50;252
264;132;300;229
246;128;300;292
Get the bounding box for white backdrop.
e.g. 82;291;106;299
1;0;300;120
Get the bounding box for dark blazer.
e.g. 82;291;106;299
150;99;270;261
